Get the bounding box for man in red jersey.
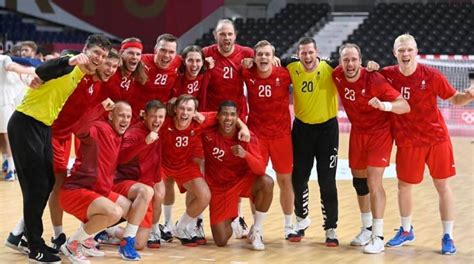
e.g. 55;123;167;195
46;50;121;250
202;100;273;251
101;38;148;112
332;43;409;254
381;34;474;255
242;40;300;242
111;100;166;250
60;100;145;262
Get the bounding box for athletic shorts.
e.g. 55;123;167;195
349;129;393;170
209;173;257;225
112;180;152;228
60;188;120;223
52;135;73;173
258;135;293;174
0;104;15;133
163;164;203;193
396;140;456;184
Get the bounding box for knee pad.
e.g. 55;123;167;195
352;178;369;196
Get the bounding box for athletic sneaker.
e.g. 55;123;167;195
118;237;140;261
325;228;339;247
4;170;14;181
193;218;207;245
2;160;8;172
29;246;62;264
441;234;456;255
61;239;90;264
159;223;174;242
147;231;161;248
94;230;121;245
363;236;385;254
172;225;198;247
81;237;105;257
284;226;302;242
231;217;249;239
295;217;311;236
386;226;415;247
248;225;265;251
51;233;66;250
350;227;372;246
5;232;30;254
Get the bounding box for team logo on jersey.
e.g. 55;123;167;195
361;88;366;96
276;77;280;86
421;80;426;90
249;79;256;85
190;130;195;136
316;71;321;80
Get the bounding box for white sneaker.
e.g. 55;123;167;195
81;237;105;257
172;225;197;246
284;226;302;242
350;227;372;246
61;240;91;264
363;236;385;254
295;217;311;236
248;226;265;251
231;217;250;239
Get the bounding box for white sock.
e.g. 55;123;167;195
372;218;384;238
401;216;412;232
361;212;373;228
177;213;194;230
53;225;64;238
253;211;267;231
163;204;173;226
284;214;292;227
106;226;119;237
12;218;25;236
152;223;160;234
6;156;15;171
69;225;90;242
123;223;139;238
442;220;454;238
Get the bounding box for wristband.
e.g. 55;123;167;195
382;102;393;112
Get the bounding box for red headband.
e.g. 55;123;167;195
121;41;143;51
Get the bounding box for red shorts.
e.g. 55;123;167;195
60;188;120;223
112;180;153;228
349;130;393;170
209;173;257;225
163;164;203;193
396;140;456;184
258;135;293;174
52;134;80;173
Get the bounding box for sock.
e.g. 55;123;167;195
11;218;25;236
284;214;292;227
106;226;119;237
163;204;173;226
6;156;15;171
53;225;64;238
253;211;267;231
442;220;454;239
177;212;194;230
401;216;412;232
361;212;373;229
372;218;384;238
69;225;90;243
123;223;139;238
152;223;160;234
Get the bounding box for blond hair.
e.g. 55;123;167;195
393;33;417;49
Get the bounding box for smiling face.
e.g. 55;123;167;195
255;44;273;75
298;42;318;72
184;51;204;79
83;45;109;73
218;105;238;136
154;40;177;70
340;46;362;82
174;98;197;129
393;38;418;74
144;107;166;132
214;22;236;56
121;47;142;73
109;102;132;135
96;57;120;82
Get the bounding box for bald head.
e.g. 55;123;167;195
109;101;132;135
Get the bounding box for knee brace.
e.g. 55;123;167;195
352;178;369;196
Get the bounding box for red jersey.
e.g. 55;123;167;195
202;129;265;190
380;64;456;147
101;69;136;103
116;121;162;187
62;104;122;196
160;112;217;174
332;67;400;133
202;44;254;115
171;72;210;111
243;66;292;139
52;75;103;139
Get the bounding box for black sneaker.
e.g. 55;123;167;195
28;247;61;264
51;233;66;250
44;243;59;255
159;224;173;242
4;232;30;254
